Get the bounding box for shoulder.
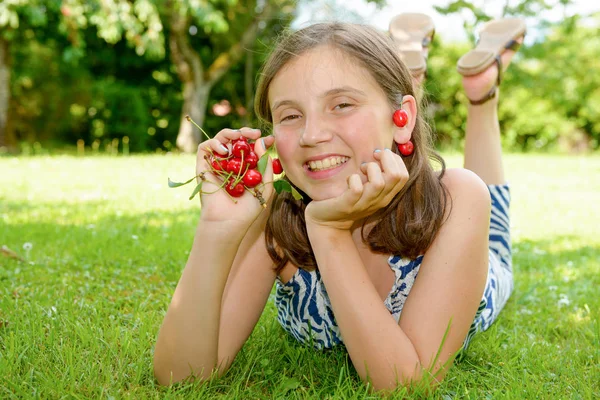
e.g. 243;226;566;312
418;168;491;278
440;168;491;219
425;168;491;258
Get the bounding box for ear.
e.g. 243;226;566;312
392;94;418;145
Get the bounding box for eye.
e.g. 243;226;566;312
334;103;353;110
281;114;301;122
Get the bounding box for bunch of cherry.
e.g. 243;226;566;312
168;116;289;207
206;136;282;199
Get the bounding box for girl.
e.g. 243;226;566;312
153;17;525;392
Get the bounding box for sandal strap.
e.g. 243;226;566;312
495;39;520;86
469;40;510;106
469;53;502;105
496;54;503;86
505;38;522;52
469;86;497;105
466;36;522;105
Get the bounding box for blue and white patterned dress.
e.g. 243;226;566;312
274;184;513;353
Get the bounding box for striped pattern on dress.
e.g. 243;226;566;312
274;184;513;352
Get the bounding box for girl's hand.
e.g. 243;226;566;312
195;127;276;227
304;149;409;231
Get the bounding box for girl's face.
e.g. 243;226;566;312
268;45;397;201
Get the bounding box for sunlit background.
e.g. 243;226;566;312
0;0;598;155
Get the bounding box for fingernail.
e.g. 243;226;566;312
219;144;229;153
261;138;266;150
385;148;391;152
374;149;381;153
361;162;367;166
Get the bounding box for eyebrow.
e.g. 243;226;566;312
271;86;367;112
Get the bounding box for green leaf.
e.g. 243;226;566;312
168;176;196;188
290;186;304;201
273;179;291;194
188;182;203;200
278;377;301;394
273;180;303;201
257;154;268;175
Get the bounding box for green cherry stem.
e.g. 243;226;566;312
233;150;246;185
256;180;275;190
186;115;211;141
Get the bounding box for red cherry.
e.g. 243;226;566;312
397;141;414;156
211;157;228;171
226;158;243;174
245;152;258;169
232;140;251;157
393;109;408;127
242;169;262;188
225;179;245;197
272;158;283;174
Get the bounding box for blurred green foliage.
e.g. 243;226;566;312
425;12;600;152
2;1;599;153
9;19;179;152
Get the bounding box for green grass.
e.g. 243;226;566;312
1;153;599;399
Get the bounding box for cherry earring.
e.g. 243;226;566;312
393;109;413;156
272;158;283;174
397;141;414;156
393;109;408;127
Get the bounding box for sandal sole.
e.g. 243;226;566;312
389;13;435;75
457;18;526;76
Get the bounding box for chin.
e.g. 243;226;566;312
305;185;347;202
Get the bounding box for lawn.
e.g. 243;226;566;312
1;153;598;399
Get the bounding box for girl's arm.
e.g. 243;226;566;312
153;219;276;385
306;168;490;391
154;129;277;385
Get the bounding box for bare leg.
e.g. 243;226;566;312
461;42;522;185
463;95;504;185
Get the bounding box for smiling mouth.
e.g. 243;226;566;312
306;156;350;172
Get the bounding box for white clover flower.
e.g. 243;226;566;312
557;294;571;307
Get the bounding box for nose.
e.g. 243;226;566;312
299;115;333;147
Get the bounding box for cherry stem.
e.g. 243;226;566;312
186;115;211;142
251;187;267;208
236;150;245;182
256;180;275;190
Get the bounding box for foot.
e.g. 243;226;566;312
461;37;523;104
407;38;431;98
388;13;434;90
411;44;430;87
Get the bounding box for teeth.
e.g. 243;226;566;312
308;156;349;171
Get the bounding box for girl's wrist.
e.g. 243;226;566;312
196;218;250;242
305;218;353;241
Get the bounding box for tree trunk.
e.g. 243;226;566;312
0;38;10;149
168;2;273;152
243;47;255;126
177;81;211;153
168;7;209;153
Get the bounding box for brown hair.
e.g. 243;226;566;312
255;22;449;274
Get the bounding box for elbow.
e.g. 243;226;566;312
153;351;178;387
363;366;443;395
153;346;226;386
154;368;174;387
152;344;193;386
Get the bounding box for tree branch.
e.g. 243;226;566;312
168;4;204;85
206;3;274;86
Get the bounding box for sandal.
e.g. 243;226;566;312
457;18;526;105
389;13;435;76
